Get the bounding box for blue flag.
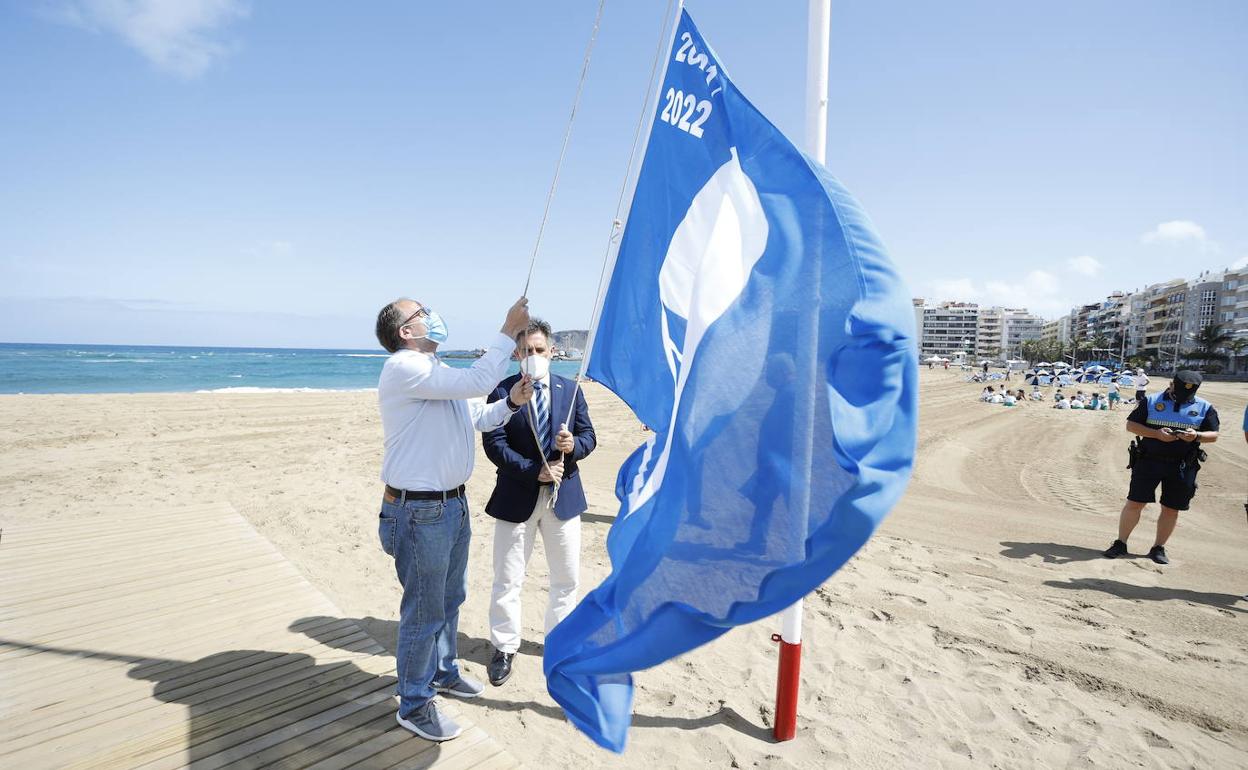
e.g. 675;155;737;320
544;10;918;752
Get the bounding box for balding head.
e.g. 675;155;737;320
376;298;420;353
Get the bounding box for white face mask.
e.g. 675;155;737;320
520;354;550;380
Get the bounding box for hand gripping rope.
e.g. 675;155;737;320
516;0;680;510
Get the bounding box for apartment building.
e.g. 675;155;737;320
1141;279;1188;361
1228;267;1248;341
917;264;1248;368
918;302;980;359
1003;309;1044;357
976;307;1003;359
1041;316;1071;346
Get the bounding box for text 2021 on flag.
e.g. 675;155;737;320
543;10;918;752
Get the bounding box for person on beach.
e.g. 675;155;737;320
1107;379;1121;410
1134;368;1149;404
481;319;597;687
1054;395;1070;409
1103;370;1220;565
374;296;534;742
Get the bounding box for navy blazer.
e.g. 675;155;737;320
483;373;597;522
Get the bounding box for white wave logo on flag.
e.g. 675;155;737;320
626;149;768;517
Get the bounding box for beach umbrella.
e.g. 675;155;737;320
923;356;942;363
1035;361;1051;367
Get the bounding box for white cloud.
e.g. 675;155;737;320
1140;220;1207;245
930;278;978;300
50;0;250;78
1065;255;1102;277
929;269;1069;318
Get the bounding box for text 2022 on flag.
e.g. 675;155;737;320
544;10;918;752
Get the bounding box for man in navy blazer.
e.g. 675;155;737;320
482;319;596;686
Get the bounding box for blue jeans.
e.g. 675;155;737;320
378;494;471;718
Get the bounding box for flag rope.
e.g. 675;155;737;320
516;0;682;504
521;0;608;299
560;0;682;432
514;0;610;507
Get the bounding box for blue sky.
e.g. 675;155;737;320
2;1;1244;349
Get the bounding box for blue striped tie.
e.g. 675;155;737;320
535;382;551;455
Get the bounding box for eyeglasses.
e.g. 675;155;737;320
399;305;431;328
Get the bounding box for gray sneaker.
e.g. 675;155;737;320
396;700;463;742
434;674;485;699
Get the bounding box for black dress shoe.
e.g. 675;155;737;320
488;649;515;687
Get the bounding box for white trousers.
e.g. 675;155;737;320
489;488;581;654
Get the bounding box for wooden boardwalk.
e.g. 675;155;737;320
0;502;519;770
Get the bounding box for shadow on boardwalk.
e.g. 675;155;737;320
0;616;447;768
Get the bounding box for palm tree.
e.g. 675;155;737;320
1227;337;1248;375
1188;323;1233;365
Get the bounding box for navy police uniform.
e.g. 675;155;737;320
1125;389;1219;511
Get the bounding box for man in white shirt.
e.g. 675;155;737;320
1134;369;1149;404
374;296;533;742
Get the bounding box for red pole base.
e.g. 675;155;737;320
772;633;801;741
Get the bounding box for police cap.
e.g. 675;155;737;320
1173;370;1202;390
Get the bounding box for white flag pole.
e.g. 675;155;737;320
773;0;830;743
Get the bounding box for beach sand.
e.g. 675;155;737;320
2;370;1246;767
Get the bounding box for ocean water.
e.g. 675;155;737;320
0;343;586;395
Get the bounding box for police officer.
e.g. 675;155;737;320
1103;370;1220;564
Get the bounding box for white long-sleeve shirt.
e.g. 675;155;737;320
379;332;516;491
